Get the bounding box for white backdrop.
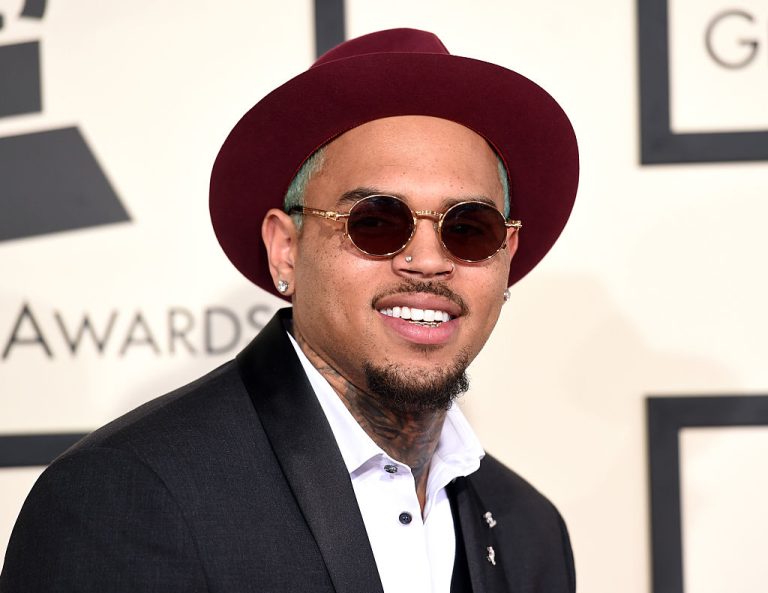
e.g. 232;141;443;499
2;1;767;591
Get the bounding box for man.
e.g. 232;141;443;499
1;28;578;592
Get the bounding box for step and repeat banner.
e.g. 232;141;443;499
2;1;767;592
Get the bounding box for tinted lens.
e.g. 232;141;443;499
347;195;414;256
440;202;507;262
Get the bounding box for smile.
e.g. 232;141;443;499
378;306;452;327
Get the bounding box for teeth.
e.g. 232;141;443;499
378;307;453;323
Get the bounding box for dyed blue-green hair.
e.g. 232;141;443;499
284;148;327;229
496;157;510;217
284;145;511;228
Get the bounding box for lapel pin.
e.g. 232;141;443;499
486;545;496;566
483;511;497;528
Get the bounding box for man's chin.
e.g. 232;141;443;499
362;352;470;414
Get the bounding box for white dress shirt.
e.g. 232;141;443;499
288;334;484;593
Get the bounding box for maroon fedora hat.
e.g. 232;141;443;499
210;28;579;300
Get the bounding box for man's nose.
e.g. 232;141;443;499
392;219;455;279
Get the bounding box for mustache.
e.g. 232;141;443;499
371;281;468;315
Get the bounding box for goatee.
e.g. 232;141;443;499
363;353;470;414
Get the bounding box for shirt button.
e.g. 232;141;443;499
384;464;398;474
399;512;413;525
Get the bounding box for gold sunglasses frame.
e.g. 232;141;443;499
289;194;522;263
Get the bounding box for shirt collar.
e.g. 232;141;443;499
287;331;485;494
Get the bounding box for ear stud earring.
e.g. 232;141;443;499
503;289;511;302
277;280;289;294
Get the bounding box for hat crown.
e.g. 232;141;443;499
312;28;450;68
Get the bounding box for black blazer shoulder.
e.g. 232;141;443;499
2;311;346;592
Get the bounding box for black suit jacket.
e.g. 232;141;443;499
1;309;575;592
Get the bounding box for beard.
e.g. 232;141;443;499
363;351;471;414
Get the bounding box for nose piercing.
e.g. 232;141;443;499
404;255;413;263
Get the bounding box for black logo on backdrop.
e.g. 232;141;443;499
1;302;274;360
704;9;764;70
638;0;768;164
647;395;768;593
0;0;130;242
314;0;346;56
0;0;350;243
0;433;88;468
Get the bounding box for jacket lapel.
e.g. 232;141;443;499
450;476;511;593
237;309;384;593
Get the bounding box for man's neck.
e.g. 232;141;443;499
292;328;447;513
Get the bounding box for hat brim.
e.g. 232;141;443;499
210;52;579;300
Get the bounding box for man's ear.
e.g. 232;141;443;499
262;209;298;296
506;228;520;259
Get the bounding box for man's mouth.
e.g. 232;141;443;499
377;306;453;328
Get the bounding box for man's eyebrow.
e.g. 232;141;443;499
439;196;498;210
335;187;404;207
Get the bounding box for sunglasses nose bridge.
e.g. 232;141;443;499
401;211;451;262
412;210;443;236
413;210;442;221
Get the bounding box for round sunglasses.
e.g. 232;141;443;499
289;194;521;263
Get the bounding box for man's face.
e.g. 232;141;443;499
290;115;515;402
